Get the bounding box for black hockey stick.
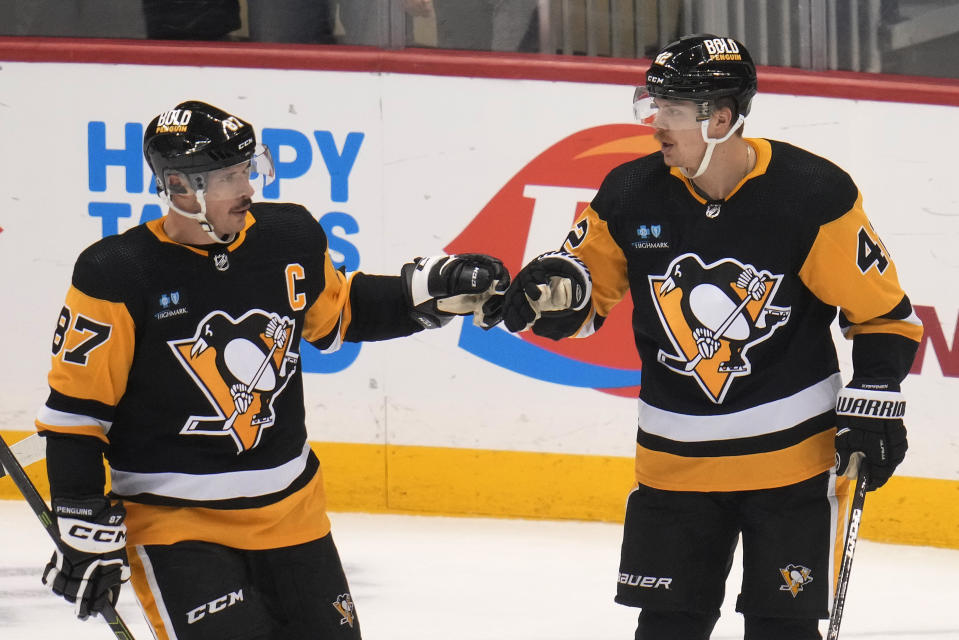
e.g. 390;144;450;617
826;466;869;640
0;434;136;640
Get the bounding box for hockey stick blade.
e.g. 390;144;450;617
0;434;137;639
827;467;869;640
0;433;46;480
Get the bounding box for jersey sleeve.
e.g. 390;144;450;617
558;167;631;337
301;252;352;351
564;205;630;320
301;253;422;351
37;252;137;444
798;191;923;381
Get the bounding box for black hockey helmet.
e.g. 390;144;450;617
143;100;258;194
644;34;757;117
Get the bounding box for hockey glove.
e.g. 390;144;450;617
501;251;592;339
401;254;510;330
835;379;908;491
42;496;130;620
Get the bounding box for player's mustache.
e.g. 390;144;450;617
653;132;672;144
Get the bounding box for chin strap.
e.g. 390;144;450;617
159;188;236;244
681;114;746;179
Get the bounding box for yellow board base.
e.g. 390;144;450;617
0;430;53;499
3;431;956;550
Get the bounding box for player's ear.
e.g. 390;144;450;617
709;103;734;135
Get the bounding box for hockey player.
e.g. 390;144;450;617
36;100;508;639
501;35;922;640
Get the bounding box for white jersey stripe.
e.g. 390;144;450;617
111;441;312;501
36;406;113;434
638;373;842;442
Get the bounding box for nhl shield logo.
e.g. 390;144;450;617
649;253;791;403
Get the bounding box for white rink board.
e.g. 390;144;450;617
0;61;956;480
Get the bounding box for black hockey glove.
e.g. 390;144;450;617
401;254;510;330
42;496;130;620
835;379;908;491
501;251;592;340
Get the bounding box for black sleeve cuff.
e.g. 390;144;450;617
344;274;424;342
43;433;108;500
851;333;920;384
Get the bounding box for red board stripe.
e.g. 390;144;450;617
2;36;959;106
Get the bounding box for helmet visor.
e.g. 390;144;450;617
201;144;276;200
633;88;707;131
250;144;275;189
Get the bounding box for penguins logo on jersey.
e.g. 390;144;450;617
169;310;300;453
779;564;813;597
649;254;791;403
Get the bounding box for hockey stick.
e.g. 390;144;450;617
826;466;869;640
657;283;759;372
0;433;46;479
222;320;286;433
0;434;136;640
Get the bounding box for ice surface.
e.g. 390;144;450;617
1;503;956;639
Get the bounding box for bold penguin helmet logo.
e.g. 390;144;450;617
144;100;258;191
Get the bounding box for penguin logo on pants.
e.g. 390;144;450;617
169;309;299;453
649;253;790;403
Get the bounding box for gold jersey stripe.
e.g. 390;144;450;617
634;429;836;492
145;213;255;255
843;317;924;342
123;465;331;549
669;138;773;203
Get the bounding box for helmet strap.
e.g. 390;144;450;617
681;114;746;180
159;187;237;244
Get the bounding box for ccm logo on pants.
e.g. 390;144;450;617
187;590;244;624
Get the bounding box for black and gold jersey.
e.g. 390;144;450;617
563;138;922;492
37;203;420;549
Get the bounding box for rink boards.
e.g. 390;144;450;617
0;41;956;549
